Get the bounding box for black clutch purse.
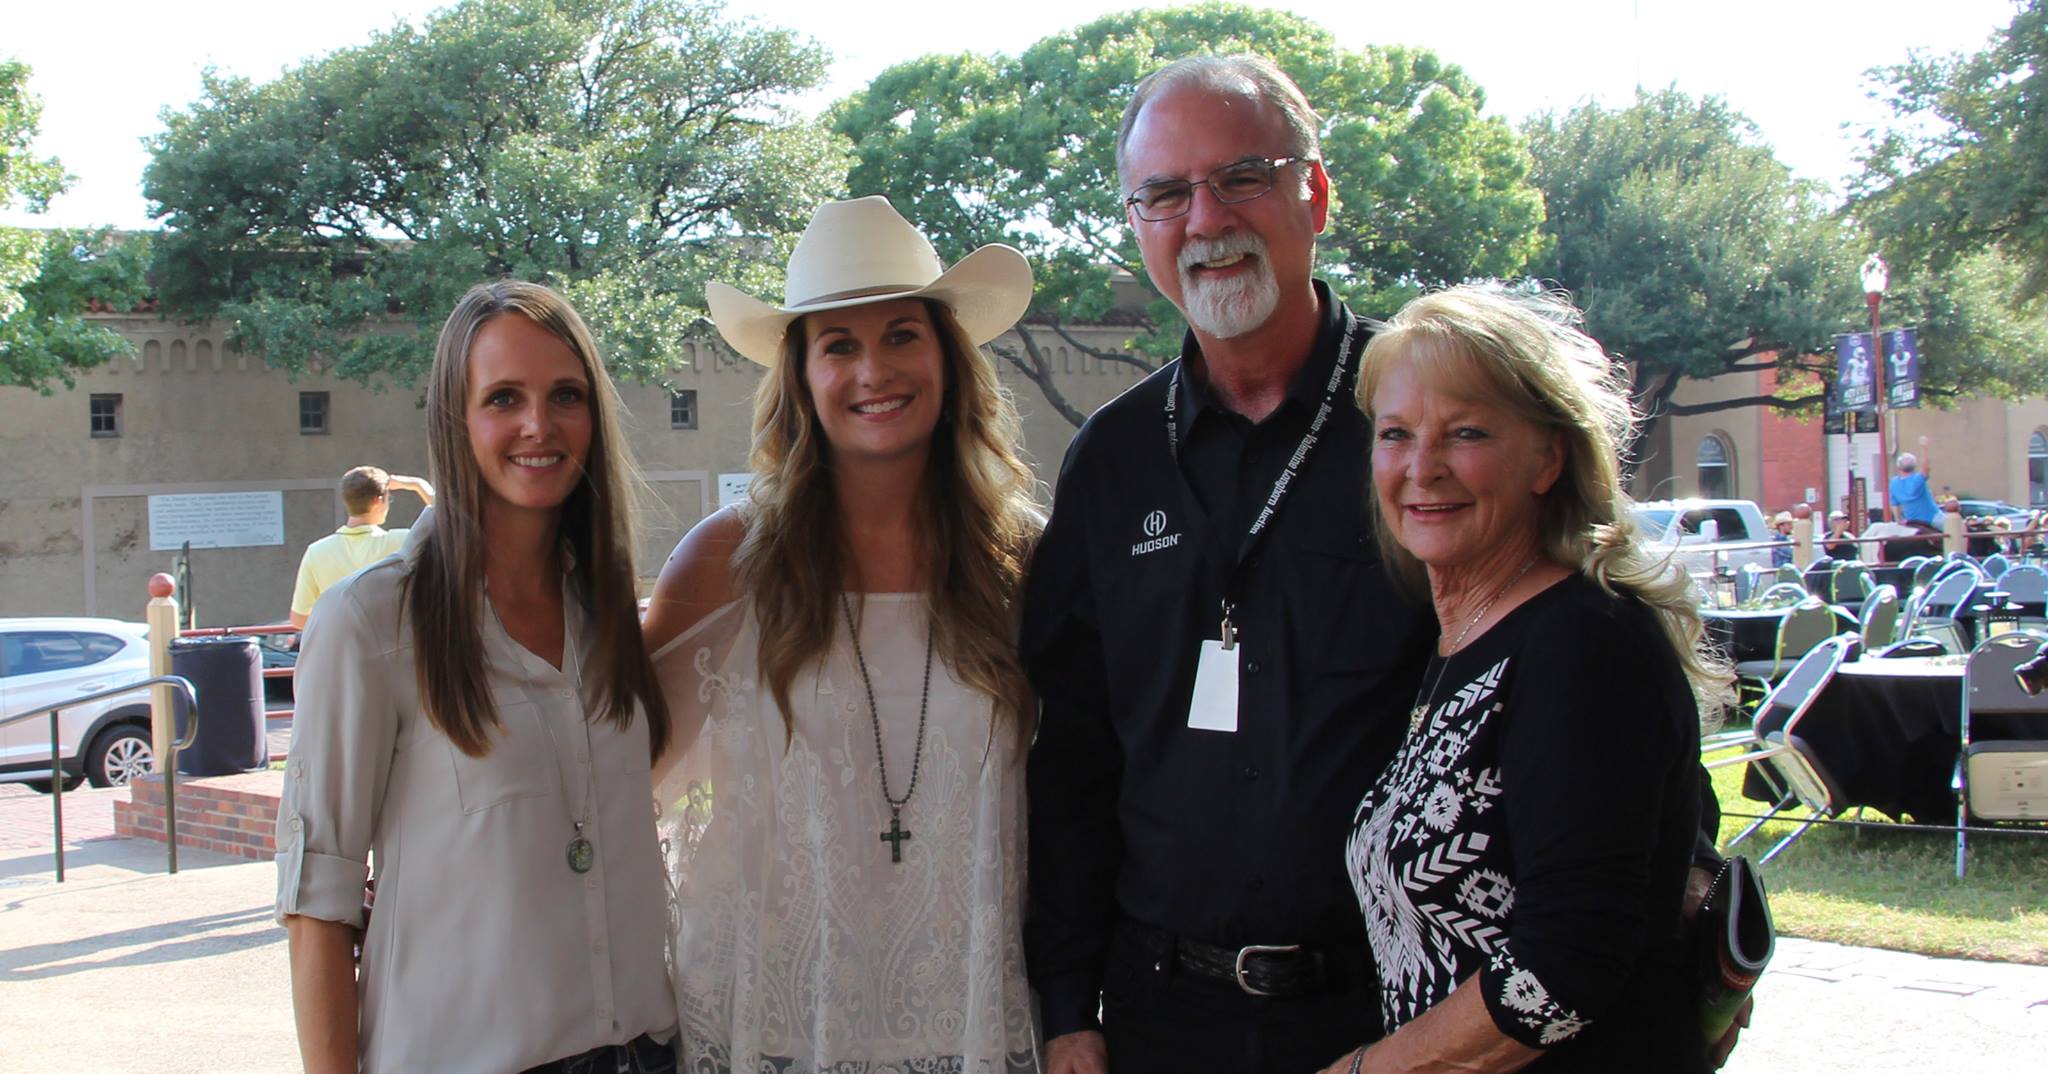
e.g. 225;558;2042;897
1694;855;1775;1040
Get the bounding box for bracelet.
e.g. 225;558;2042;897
1346;1046;1365;1074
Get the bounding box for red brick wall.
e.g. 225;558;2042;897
1758;367;1829;514
112;770;281;863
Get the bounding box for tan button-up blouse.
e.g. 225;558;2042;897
275;518;675;1073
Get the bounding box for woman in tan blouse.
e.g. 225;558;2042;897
276;281;676;1073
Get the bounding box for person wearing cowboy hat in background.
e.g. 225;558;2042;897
1768;512;1797;567
640;195;1045;1073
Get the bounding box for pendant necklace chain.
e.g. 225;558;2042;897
840;592;935;865
488;589;598;874
1408;556;1538;736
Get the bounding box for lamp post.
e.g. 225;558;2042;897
1861;253;1891;517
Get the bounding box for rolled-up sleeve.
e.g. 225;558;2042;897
275;582;399;927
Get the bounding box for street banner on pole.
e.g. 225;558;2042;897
1825;372;1880;434
1836;332;1876;412
1884;327;1921;409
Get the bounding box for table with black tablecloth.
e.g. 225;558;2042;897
1703;605;1859;665
1738;656;2036;822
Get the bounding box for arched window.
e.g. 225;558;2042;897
1697;434;1733;498
2029;430;2048;506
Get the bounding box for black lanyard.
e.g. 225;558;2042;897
1165;314;1361;645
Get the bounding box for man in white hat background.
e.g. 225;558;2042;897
1021;54;1741;1074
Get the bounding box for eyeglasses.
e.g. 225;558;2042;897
1123;157;1313;222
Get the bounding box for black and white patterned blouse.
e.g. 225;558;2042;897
1345;574;1710;1071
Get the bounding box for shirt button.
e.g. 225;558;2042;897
1242;766;1260;781
585;876;598;890
289;816;303;831
1245;660;1262;675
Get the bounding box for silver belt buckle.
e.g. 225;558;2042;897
1233;943;1302;995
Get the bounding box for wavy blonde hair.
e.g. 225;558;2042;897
1357;284;1736;719
411;281;670;758
732;300;1041;748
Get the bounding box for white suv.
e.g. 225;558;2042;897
0;618;157;791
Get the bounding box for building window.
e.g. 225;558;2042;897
2030;430;2048;506
89;394;121;438
299;391;330;435
1697;434;1732;498
670;389;697;430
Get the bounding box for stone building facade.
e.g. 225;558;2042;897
1;311;1152;627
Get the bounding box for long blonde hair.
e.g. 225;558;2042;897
1358;284;1737;719
410;281;670;758
732;299;1040;747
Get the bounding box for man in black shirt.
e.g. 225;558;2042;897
1021;55;1433;1074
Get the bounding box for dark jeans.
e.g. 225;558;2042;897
522;1033;677;1074
1099;925;1381;1074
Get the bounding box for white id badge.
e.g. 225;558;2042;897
1186;639;1241;732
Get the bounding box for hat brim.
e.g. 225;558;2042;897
706;243;1033;367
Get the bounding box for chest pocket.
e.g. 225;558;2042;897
1287;523;1410;676
447;685;558;814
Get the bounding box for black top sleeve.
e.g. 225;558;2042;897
1021;443;1126;1040
1480;598;1698;1047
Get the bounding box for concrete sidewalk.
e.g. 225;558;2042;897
2;818;2045;1071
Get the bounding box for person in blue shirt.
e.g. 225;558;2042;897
1889;448;1939;526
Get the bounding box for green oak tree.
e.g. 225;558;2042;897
830;3;1546;426
1525;89;2048;440
1;60;148;391
1856;0;2048;304
144;0;848;387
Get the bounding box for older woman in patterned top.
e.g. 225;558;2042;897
1320;285;1736;1073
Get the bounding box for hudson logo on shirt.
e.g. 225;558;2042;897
1131;509;1181;556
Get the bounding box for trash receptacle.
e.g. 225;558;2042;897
170;636;267;776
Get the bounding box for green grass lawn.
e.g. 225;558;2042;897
1705;757;2048;964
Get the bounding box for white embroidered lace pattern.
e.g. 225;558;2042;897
652;597;1039;1074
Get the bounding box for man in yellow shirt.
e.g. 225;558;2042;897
288;466;435;628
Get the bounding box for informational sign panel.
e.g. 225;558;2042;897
717;473;754;509
1823;380;1879;434
147;491;286;551
1885;327;1921;409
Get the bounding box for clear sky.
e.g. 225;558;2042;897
0;0;2024;230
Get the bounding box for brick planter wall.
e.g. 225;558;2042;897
113;769;284;863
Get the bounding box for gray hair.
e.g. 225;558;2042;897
1897;452;1919;473
1115;54;1322;191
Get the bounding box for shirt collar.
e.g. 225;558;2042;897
336;523;386;536
1175;279;1348;423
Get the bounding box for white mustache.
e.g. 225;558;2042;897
1177;232;1268;277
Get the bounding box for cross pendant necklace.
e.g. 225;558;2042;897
841;593;935;867
879;811;913;863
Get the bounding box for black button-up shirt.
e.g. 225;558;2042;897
1021;284;1434;1039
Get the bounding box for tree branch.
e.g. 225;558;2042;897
992;325;1087;428
1044;319;1158;375
1663;392;1828;416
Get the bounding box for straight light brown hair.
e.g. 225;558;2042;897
732;299;1039;750
410;281;670;758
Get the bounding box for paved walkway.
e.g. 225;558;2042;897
2;788;2045;1072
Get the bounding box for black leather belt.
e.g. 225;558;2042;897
1119;920;1363;998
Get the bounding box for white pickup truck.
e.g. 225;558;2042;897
1632;498;1781;575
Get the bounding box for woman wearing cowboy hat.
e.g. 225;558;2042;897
642;196;1043;1073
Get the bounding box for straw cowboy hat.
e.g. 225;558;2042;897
703;195;1033;367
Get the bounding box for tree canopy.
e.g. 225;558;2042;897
1;59;149;392
1525;89;2048;433
144;0;848;386
1856;0;2048;305
830;3;1546;425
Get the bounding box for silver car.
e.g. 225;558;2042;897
0;618;157;790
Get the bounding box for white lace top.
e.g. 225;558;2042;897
653;595;1039;1074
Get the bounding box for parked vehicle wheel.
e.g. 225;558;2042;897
23;774;87;793
85;724;153;788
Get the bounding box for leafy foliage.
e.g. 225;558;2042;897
1857;0;2048;304
144;0;849;386
1526;89;2048;428
1;61;149;391
831;3;1546;424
